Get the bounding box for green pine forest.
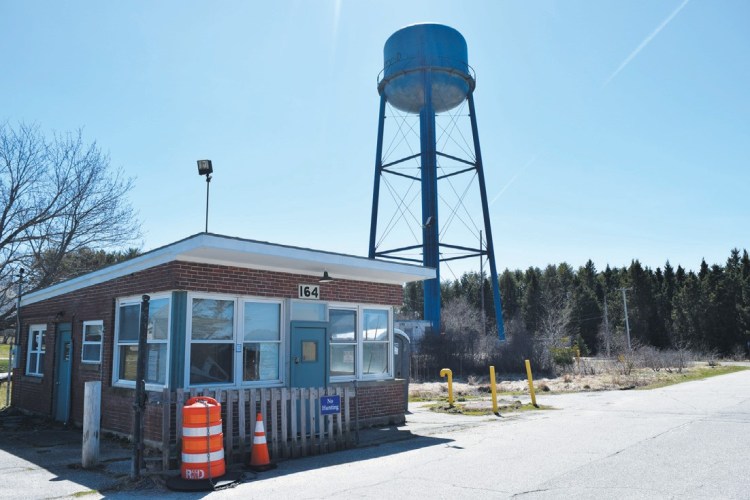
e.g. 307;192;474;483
401;248;750;362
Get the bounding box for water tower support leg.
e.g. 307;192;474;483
468;93;505;340
420;73;441;334
369;95;387;259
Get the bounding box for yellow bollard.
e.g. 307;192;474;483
440;368;453;406
489;366;498;415
525;359;538;408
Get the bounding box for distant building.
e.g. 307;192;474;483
394;320;432;350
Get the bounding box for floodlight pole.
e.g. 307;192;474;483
204;173;211;233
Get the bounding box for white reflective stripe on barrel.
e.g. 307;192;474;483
182;449;225;463
182;424;222;437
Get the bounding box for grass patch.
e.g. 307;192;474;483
427;401;552;416
71;490;99;498
638;364;748;390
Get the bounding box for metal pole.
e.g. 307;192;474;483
420;70;441;334
603;294;611;357
619;288;632;350
480;230;486;335
5;269;23;406
205;174;211;233
468;93;505;340
131;294;150;480
368;94;387;259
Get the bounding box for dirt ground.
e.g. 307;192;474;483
408;359;743;411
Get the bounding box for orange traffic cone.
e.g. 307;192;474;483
249;412;276;471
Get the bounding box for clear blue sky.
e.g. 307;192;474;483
2;1;748;277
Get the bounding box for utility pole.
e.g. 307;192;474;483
603;294;611;357
618;287;632;350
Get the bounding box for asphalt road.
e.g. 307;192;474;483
213;369;750;500
1;368;748;499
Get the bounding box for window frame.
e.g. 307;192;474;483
328;306;358;382
26;324;47;377
185;292;285;389
240;297;283;385
112;293;172;390
360;306;393;380
81;320;103;364
328;303;393;381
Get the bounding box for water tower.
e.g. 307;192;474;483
368;23;505;339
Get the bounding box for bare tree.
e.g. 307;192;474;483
535;288;573;372
0;123;141;327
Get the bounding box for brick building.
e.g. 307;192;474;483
12;233;433;442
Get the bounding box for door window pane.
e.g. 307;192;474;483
302;341;317;362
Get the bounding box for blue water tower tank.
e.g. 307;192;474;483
378;23;475;114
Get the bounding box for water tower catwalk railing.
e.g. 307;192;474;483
368;23;505;340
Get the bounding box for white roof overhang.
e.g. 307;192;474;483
20;233;435;306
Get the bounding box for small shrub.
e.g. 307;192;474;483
551;347;575;367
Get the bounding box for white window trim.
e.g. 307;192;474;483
328;305;358;383
240;297;284;386
186;292;286;389
81;320;103;364
360;306;393;380
328;302;394;381
112;293;172;390
26;324;46;377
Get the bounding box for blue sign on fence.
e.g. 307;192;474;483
320;395;341;415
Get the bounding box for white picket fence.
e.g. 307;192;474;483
159;386;356;471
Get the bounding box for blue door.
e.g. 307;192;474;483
290;323;328;436
290;323;327;388
53;323;72;423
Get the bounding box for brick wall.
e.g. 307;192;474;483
345;379;407;427
13;260;405;440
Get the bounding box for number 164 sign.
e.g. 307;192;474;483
298;284;320;300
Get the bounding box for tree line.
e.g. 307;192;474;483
402;249;750;371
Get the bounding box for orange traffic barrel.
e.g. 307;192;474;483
181;396;226;480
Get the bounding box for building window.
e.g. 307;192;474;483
26;324;46;376
330;309;356;378
189;297;234;385
362;308;390;376
81;320;103;364
242;301;281;382
113;295;171;387
187;294;284;387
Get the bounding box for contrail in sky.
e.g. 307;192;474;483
490;154;538;205
604;0;690;86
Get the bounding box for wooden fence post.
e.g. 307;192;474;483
82;380;101;469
